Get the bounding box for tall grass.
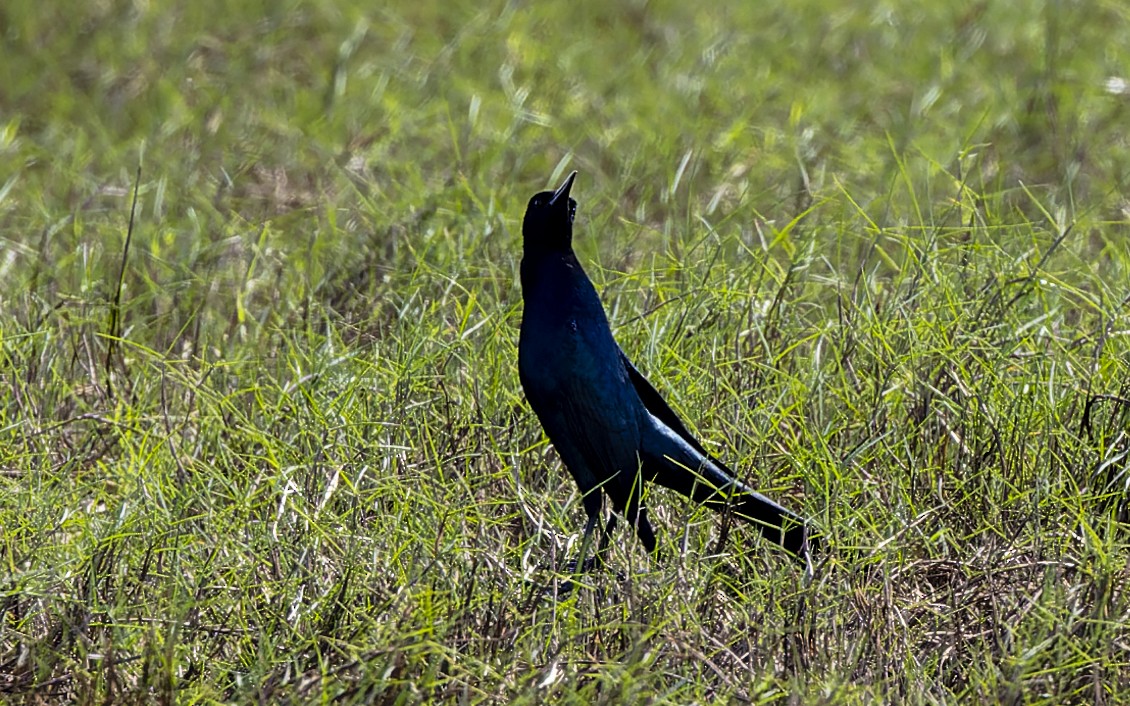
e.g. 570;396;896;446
2;0;1129;702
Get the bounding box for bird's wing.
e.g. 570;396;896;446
620;348;812;559
520;357;639;495
617;347;715;461
619;345;756;490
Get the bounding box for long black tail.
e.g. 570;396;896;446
646;452;815;560
730;483;813;559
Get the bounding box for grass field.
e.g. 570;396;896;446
3;0;1130;702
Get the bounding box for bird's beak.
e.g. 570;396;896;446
548;170;577;207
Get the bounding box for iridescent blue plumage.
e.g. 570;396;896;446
518;171;815;568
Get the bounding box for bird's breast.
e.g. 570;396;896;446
518;255;636;415
520;311;630;410
518;312;587;393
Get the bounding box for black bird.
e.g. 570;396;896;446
518;171;816;569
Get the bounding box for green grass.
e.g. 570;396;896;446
3;0;1130;702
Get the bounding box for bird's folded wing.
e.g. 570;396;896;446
617;347;716;463
618;347;775;496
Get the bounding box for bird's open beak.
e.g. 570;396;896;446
548;170;577;207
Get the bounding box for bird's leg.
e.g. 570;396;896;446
571;511;601;574
630;505;658;557
593;515;618;566
567;490;606;573
624;473;659;557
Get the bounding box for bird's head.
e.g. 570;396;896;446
522;170;577;253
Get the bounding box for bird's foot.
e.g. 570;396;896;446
545;556;628;596
564;556;603;573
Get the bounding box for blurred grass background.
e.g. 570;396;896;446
2;0;1130;702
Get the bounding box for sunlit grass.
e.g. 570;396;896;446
2;0;1130;703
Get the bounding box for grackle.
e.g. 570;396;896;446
518;171;817;570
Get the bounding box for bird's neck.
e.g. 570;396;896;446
520;248;584;298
